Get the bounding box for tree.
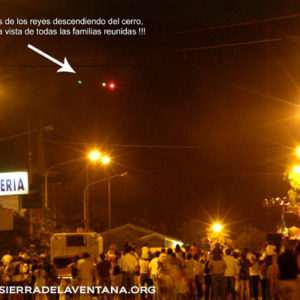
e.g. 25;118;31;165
233;226;266;251
177;219;205;243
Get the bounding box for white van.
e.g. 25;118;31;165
50;232;103;278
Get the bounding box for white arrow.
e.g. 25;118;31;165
27;44;76;73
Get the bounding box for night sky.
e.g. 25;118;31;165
1;0;300;238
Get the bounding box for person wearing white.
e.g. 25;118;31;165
148;252;160;300
223;249;238;300
77;253;95;300
119;253;138;273
140;245;150;260
119;247;138;300
158;249;167;263
139;253;150;300
149;253;160;279
1;251;12;267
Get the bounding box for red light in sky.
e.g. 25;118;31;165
108;82;116;90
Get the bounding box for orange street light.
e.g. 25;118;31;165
88;150;101;161
293;166;300;174
101;155;111;164
212;223;223;233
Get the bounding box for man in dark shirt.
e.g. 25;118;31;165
96;253;111;299
275;240;299;300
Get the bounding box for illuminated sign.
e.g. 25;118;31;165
0;172;29;196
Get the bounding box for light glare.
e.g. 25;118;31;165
212;223;222;233
108;82;115;90
101;156;111;164
89;150;101;161
293;166;300;174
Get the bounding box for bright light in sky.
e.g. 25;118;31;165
108;82;115;90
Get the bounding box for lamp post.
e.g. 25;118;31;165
44;150;103;230
100;156;111;229
0;125;53;144
44;157;82;229
83;171;127;231
107;170;111;229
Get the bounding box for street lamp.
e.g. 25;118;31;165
212;223;223;233
44;157;82;229
89;150;101;161
85;153;111;230
206;222;228;246
293;166;300;174
44;150;103;230
101;156;110;164
83;171;128;231
100;155;112;229
0;125;53;144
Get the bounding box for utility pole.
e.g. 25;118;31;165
83;171;127;232
108;167;111;229
27;109;33;236
37;115;46;230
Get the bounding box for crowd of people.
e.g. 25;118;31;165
0;239;299;300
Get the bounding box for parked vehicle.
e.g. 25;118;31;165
50;232;103;279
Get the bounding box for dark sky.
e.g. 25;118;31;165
1;0;300;237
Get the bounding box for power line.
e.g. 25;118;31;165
0;125;53;144
163;13;300;37
45;139;292;150
179;38;282;52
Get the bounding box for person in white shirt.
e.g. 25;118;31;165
223;248;238;300
1;251;12;267
140;244;150;260
119;246;138;299
139;245;151;300
184;253;195;299
158;248;167;263
148;252;160;300
77;252;95;300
